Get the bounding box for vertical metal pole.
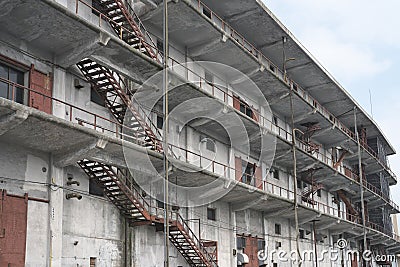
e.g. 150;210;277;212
290;90;302;267
313;220;318;267
163;0;169;267
354;107;367;266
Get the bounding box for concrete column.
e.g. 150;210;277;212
49;160;64;266
52;67;67;119
230;204;237;266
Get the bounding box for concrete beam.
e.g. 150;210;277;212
189;35;226;57
368;200;383;209
274;149;292;160
328;183;348;192
299;213;322;225
370;237;387;246
312;125;335;138
305;81;334;92
316;220;341;230
266;92;290;106
298;161;318;172
0;110;29;136
89;153;127;169
232;195;268;211
265;205;293;217
294;108;317;123
231;66;261;84
54;138;108;167
225;8;259;22
257;39;282;50
56;32;110;67
285;61;313;72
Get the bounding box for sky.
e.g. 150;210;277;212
264;0;400;223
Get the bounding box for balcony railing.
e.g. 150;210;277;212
1;76;399;243
187;0;396;181
72;0;395;185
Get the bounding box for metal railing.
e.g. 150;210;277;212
187;0;396;181
1;76;399;243
71;0;397;199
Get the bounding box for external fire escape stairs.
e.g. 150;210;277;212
93;0;160;62
76;58;163;152
300;168;324;205
300;122;322;154
78;159;218;267
337;190;359;218
75;2;218;266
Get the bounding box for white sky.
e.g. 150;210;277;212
264;0;400;226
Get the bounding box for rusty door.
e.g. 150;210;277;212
243;236;260;267
0;190;28;267
235;156;242;181
29;65;52;114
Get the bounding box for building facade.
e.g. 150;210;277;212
0;0;399;266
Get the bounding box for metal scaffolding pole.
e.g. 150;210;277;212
290;90;302;267
354;107;368;266
163;0;169;266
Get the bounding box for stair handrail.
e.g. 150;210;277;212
125;0;160;59
176;213;218;266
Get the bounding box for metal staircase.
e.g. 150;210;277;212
77;58;163;152
94;0;160;62
76;2;218;265
337;190;359;221
301;183;324;205
78;159;218;267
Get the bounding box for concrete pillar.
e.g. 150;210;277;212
230;204;237;266
52;67;67;119
49;161;64;266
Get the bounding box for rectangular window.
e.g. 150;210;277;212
205;70;213;85
203;7;212;19
0;62;25;104
89;179;104;197
297;179;302;189
240;102;253;118
237;236;246;249
157;115;164;129
206;138;216;152
275;223;281;235
275;241;282;249
317;189;322;197
273;263;278;267
90;87;105;106
90;257;96;267
157;200;164;209
299;229;305;239
273;116;278;126
207;207;216;221
157;38;163;52
258;239;266;250
270;168;279;180
242;161;254;185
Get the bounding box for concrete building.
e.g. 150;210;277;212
0;0;399;266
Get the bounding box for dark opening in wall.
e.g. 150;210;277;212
207;207;216;221
275;223;281;235
89;179;104;197
203;7;212;19
157;115;164;129
90;88;105;106
0;62;24;104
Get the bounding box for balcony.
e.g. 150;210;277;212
1;77;400;254
139;0;396;185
